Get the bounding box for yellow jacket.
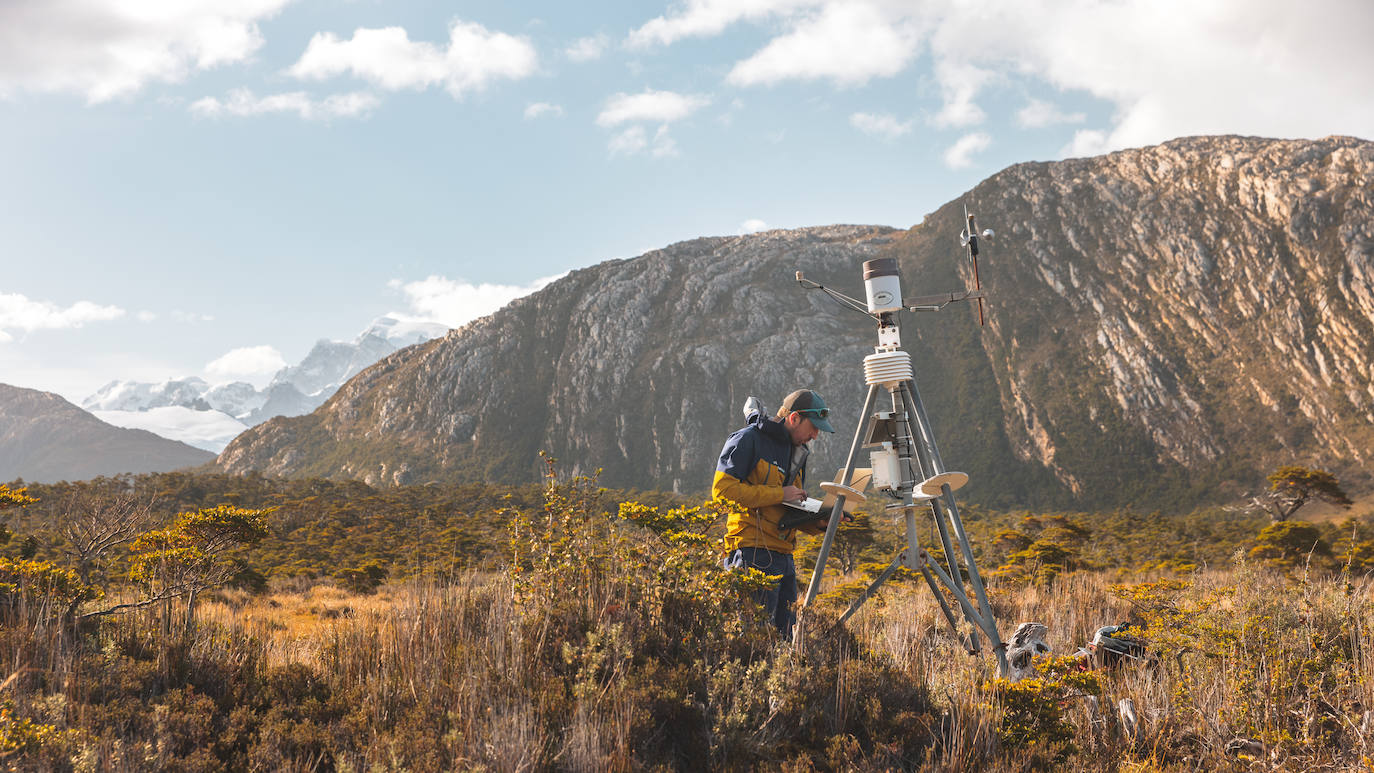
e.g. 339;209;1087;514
712;414;822;554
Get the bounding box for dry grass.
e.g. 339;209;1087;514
2;482;1372;770
89;563;1354;771
835;565;1374;771
196;583;426;668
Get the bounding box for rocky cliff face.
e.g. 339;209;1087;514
957;135;1373;503
216;136;1373;510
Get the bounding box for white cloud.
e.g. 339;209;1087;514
608;126;648;156
739;219;768;233
0;292;124;339
727;2;921;87
629;0;1374;155
607;125;680;157
565;34;608;62
596;89;709;127
943;132;990;169
1016;98;1086;129
937;0;1374;149
288;21;537;99
205;345;287;382
523;101;563;119
170;310;215;324
389;273;566;329
627;0;817;49
136;311;157;323
929;61;992;128
596;89;707;156
650;126;679;157
717;97;745;126
850;111;912;139
0;348;188;404
190;88;379;120
1062;129;1111;159
0;0;291;102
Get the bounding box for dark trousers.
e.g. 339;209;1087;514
727;547;798;638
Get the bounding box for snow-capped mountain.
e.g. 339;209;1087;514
268;333;395;398
83;316;448;452
84;377;217;412
204;381;268;419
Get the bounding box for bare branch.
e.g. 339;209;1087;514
60;488;161;584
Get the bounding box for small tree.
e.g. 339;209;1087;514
60;485;159;586
831;511;879;575
1251;465;1352;522
990;514;1092;586
124;504;272;633
334;559;388;594
1333;519;1374;575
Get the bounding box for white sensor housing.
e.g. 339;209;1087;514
871;443;901;491
863;258;903;313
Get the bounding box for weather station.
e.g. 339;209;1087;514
789;208;1009;677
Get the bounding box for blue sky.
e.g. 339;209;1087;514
2;0;1371;401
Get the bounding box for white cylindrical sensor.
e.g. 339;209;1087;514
863;258;902;313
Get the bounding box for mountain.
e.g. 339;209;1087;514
267;333;395;399
215;136;1374;511
0;384;214;483
83;316;449;451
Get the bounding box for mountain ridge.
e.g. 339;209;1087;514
215;135;1374;511
0;384;214;483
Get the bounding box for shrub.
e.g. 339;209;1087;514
1249;520;1331;570
0;699;68;760
333;559;388;594
0;557;100;620
983;655;1101;767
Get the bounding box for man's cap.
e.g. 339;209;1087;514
778;389;834;433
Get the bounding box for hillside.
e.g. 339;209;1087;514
215;135;1374;510
0;384;214;483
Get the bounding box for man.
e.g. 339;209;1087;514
713;388;834;637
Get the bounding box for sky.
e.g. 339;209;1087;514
2;0;1371;402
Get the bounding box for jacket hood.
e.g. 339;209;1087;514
746;410;792;445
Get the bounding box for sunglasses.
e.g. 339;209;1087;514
798;408;829;419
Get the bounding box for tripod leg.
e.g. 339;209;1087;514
914;551;965;645
900;379;1009;676
918;548;1003;651
834;553;903;628
896;382;964;595
796;383;879;644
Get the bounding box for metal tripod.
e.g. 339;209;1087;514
792;324;1009;678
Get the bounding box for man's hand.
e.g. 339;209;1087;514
782;485;806;503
